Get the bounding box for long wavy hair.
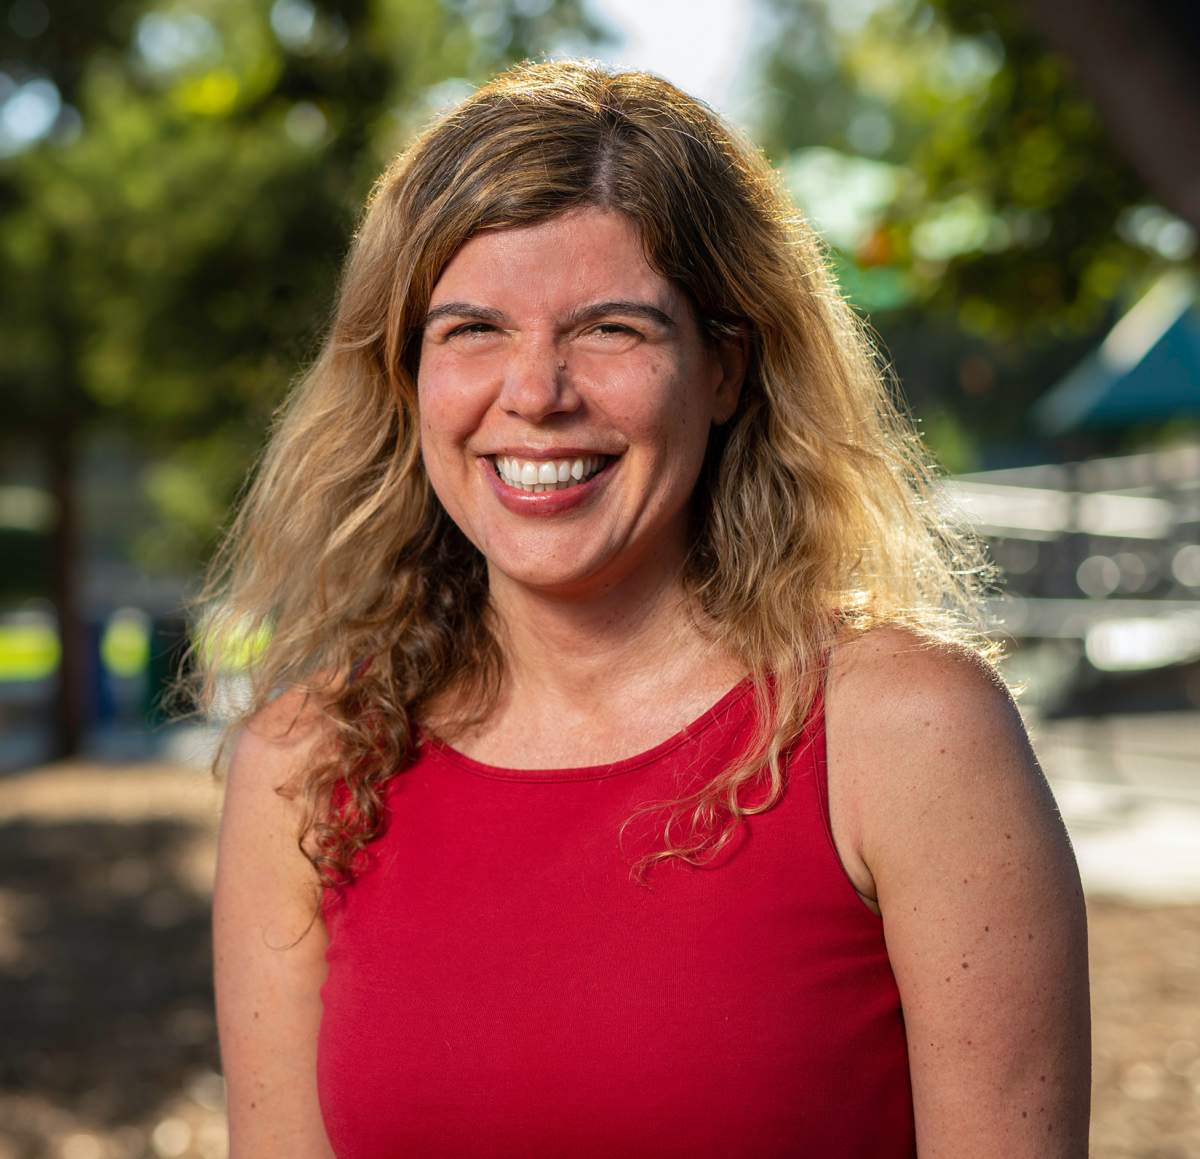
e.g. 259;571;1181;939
196;59;993;884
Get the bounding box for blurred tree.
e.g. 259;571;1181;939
1015;0;1200;232
0;0;602;752
757;0;1195;470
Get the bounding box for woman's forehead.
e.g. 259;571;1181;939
427;209;681;316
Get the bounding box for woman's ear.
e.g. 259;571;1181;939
710;325;749;426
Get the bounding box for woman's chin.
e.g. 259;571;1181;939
486;557;615;600
479;515;688;604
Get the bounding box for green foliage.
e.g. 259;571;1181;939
758;0;1195;451
918;408;980;474
0;0;602;573
760;0;1168;336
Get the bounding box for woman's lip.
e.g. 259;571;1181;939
486;449;617;461
479;454;615;515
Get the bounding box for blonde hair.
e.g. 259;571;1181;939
198;59;992;882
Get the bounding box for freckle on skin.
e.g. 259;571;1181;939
984;926;989;932
1022;1112;1027;1118
962;961;968;968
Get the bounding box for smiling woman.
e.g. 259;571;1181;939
198;61;1089;1159
417;210;741;607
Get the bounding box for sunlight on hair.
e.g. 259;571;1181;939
192;60;995;884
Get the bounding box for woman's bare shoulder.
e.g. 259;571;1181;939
830;622;1005;689
827;625;1017;751
228;683;341;795
823;624;1047;867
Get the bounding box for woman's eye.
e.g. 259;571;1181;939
587;323;639;339
450;322;496;337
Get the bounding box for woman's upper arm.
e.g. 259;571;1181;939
213;692;336;1159
826;631;1090;1159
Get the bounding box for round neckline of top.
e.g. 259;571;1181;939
427;679;755;783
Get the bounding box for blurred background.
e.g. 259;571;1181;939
1;0;1200;1155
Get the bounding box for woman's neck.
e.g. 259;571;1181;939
440;563;745;769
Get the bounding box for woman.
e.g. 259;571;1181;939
206;61;1089;1158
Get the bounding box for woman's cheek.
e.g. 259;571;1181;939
417;388;469;512
582;358;668;429
419;364;483;449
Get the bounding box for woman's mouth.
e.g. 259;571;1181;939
493;454;609;493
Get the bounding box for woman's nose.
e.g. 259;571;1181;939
497;334;580;422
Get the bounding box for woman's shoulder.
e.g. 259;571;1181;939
823;619;1061;876
827;624;1016;749
823;624;1042;845
228;681;342;795
822;624;1068;930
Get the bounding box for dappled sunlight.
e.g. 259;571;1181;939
0;764;223;1158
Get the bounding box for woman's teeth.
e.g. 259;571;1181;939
494;454;607;493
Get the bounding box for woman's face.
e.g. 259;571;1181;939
417;208;743;601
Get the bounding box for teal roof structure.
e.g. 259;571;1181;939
1031;273;1200;435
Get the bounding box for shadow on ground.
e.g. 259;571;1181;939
0;816;223;1159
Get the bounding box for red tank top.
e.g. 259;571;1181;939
318;683;915;1158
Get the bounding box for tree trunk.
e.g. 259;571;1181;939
1017;0;1200;232
49;428;82;757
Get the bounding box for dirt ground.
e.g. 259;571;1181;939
0;762;1197;1158
1089;903;1200;1157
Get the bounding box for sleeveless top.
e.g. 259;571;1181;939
317;682;916;1158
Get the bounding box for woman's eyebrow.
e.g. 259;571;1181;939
423;302;507;328
422;300;677;330
567;301;677;329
